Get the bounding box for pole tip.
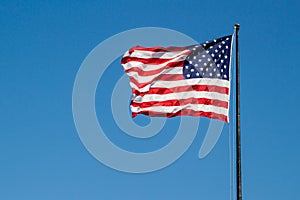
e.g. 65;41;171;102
234;23;240;30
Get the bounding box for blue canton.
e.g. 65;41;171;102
183;35;232;81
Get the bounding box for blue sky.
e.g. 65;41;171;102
1;0;300;199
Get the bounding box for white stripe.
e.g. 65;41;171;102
122;55;187;71
131;104;228;116
122;62;163;71
131;78;230;93
128;50;190;59
127;67;183;83
132;91;229;103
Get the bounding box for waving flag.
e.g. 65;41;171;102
121;35;233;122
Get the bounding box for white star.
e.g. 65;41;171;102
218;45;222;48
185;66;189;69
189;61;193;64
206;68;209;71
191;69;194;72
225;55;228;59
210;46;213;49
217;73;220;77
224;65;227;69
203;44;206;47
209;73;213;76
202;54;206;58
193;56;196;60
215;49;218;53
211;53;215;57
221;60;224;63
224;74;227;78
222;41;225;44
187;74;190;78
196;72;199;76
207;58;211;61
195;64;198;67
204;63;207;66
198;59;202;62
226;46;229;49
200;67;203;71
206;50;209;53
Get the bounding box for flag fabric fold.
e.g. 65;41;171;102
121;35;233;122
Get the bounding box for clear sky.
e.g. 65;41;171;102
1;0;300;199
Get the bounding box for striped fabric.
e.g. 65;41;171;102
121;36;232;122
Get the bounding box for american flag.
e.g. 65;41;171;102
121;35;233;122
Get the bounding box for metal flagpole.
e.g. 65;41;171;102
234;23;242;200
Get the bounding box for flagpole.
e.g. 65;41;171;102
234;23;242;200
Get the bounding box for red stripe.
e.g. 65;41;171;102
122;50;188;65
124;61;184;76
130;74;184;89
132;110;228;122
133;85;229;96
128;46;188;54
131;97;228;109
121;56;173;65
